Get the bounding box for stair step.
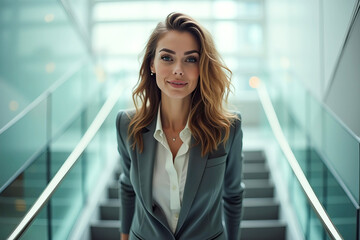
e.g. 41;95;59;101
243;163;268;172
99;198;279;221
244;185;274;198
91;220;120;240
243;171;269;180
240;220;286;240
243;179;272;187
243;198;280;220
90;219;286;240
243;163;269;180
243;150;266;163
113;155;268;181
91;149;287;239
107;181;274;199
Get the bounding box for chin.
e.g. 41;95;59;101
164;93;191;101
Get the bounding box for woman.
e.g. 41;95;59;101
116;12;244;240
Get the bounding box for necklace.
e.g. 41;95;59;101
164;129;178;142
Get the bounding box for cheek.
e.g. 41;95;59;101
189;68;200;82
155;65;171;77
155;77;163;90
191;65;200;76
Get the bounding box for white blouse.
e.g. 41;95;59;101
152;107;191;233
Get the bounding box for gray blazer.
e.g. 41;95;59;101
116;110;244;240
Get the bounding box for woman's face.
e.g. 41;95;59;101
151;30;200;102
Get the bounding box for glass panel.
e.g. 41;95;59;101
290;80;307;131
288;115;308;173
84;126;102;195
51;154;83;240
291;175;309;234
0;151;48;239
0;99;47;189
82;92;102;194
308;150;325;202
325;171;357;239
309;95;323;151
50;115;82;176
323;110;359;202
265;74;358;239
0;0;86;128
308;208;326;240
0;0;109;239
51;70;83;139
20;202;49;240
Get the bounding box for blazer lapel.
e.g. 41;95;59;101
136;117;172;231
175;139;208;234
137;119;157;214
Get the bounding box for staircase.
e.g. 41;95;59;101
90;150;286;240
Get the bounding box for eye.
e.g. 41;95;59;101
186;56;198;63
161;55;172;62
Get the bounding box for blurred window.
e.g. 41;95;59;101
92;0;265;94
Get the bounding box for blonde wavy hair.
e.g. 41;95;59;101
129;12;238;156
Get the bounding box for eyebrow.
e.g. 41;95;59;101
159;48;200;55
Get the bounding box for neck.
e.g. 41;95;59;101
160;97;190;132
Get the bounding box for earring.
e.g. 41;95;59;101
150;72;154;76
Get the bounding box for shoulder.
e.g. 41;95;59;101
229;111;242;130
227;111;242;146
116;109;136;132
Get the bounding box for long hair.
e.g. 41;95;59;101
128;12;238;156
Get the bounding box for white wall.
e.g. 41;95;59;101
266;0;357;101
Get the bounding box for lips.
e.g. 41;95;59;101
167;80;188;88
167;80;187;85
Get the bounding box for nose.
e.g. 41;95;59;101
173;63;184;76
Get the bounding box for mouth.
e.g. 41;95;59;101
167;80;188;88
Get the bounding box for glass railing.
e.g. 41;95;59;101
6;78;127;240
257;75;359;239
0;59;118;239
0;0;89;130
0;0;124;239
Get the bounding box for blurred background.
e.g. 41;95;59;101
0;0;359;239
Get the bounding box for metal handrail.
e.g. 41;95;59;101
255;81;343;240
7;80;123;240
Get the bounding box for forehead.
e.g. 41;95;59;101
156;31;199;53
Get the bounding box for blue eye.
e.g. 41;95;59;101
186;57;198;63
161;55;172;61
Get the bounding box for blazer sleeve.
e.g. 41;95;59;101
116;111;135;234
222;113;245;240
